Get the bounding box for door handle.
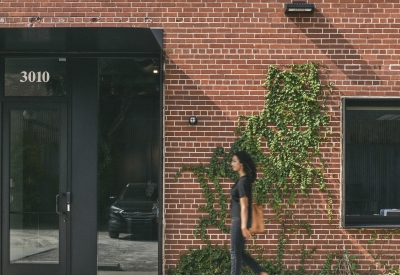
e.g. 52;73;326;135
56;192;71;214
56;193;65;215
66;192;71;212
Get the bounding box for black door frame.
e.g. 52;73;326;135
0;28;164;275
70;57;98;274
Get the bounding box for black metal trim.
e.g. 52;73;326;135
344;216;400;228
341;97;346;228
157;49;164;275
0;28;163;54
70;58;98;274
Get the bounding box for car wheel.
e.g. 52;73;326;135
109;231;119;239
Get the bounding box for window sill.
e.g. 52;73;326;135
344;215;400;228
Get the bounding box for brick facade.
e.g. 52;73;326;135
1;0;400;274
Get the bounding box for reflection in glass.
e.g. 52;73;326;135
345;108;400;216
9;109;60;263
97;58;160;273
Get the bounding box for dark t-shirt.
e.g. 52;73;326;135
230;175;252;228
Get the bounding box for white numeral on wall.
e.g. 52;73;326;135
20;71;50;83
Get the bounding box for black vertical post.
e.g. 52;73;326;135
70;58;98;275
158;48;164;275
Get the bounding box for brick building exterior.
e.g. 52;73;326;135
1;0;400;274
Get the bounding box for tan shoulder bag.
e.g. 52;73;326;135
248;203;265;234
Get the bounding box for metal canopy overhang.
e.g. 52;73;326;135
0;27;163;54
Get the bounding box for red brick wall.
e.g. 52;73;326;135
2;0;400;273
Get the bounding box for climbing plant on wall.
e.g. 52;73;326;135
238;62;332;217
173;62;333;273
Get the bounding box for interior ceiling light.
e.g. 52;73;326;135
142;59;159;74
285;1;315;13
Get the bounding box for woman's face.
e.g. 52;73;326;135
231;155;242;172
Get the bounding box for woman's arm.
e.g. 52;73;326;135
240;196;252;240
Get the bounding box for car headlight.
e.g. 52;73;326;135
110;205;123;214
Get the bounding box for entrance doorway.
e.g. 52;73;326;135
0;27;163;275
1;56;69;275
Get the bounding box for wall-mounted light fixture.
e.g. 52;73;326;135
285;1;315;13
188;116;198;126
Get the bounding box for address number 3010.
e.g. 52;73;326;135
20;71;50;83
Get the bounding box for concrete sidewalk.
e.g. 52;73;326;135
98;231;158;272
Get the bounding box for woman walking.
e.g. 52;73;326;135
230;151;268;275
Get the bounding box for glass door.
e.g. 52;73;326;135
1;103;68;275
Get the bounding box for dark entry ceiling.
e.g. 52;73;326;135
0;28;163;54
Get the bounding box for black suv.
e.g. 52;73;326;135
108;182;158;239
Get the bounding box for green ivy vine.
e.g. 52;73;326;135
237;62;332;214
175;147;237;241
174;62;333;271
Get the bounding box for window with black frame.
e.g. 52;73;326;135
344;98;400;227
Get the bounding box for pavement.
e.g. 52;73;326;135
10;229;59;262
10;229;158;274
98;231;158;272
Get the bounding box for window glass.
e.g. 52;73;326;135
5;58;66;96
120;183;158;201
345;101;400;227
9;109;61;263
97;58;160;274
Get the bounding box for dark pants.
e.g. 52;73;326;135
230;217;265;275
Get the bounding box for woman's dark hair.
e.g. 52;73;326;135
234;151;257;182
